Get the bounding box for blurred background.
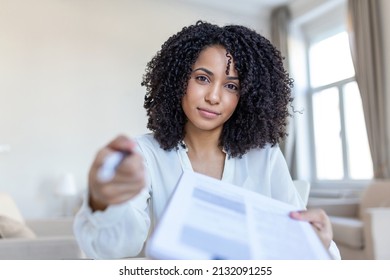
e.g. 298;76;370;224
1;0;390;220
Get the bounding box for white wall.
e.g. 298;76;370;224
0;0;268;218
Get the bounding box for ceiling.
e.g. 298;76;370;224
180;0;296;16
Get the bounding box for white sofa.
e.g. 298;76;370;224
308;181;390;260
0;192;84;259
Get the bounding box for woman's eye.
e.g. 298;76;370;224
226;83;239;91
195;75;209;83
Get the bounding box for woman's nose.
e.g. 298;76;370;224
205;85;221;104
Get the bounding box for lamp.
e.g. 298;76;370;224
56;173;78;216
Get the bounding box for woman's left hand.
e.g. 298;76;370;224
289;208;333;248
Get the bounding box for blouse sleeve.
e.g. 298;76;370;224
269;146;341;260
73;186;151;259
269;146;306;209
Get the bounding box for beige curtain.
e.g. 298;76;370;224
347;0;390;178
270;5;296;178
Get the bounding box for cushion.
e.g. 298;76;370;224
0;215;36;239
330;216;363;249
0;193;25;223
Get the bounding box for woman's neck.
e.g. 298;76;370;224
183;128;222;155
183;127;226;179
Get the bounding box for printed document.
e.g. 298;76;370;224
146;171;331;260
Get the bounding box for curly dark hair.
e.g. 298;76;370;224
142;20;293;158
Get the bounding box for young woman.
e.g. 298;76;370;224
73;21;340;259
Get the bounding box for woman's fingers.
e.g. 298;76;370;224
290;208;333;248
88;135;145;211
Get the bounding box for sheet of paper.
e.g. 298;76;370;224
146;171;331;260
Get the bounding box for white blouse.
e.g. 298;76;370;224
73;133;340;260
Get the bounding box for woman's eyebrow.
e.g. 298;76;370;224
193;67;213;76
193;67;239;81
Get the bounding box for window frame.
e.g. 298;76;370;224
308;75;357;181
289;0;373;190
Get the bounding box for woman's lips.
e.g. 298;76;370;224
197;107;221;119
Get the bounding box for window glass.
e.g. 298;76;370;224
309;32;355;88
308;29;373;181
312;87;344;179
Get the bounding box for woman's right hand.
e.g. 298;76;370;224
88;135;145;211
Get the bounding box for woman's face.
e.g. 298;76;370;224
182;45;240;134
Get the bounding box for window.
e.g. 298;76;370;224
307;31;373;181
288;0;374;186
